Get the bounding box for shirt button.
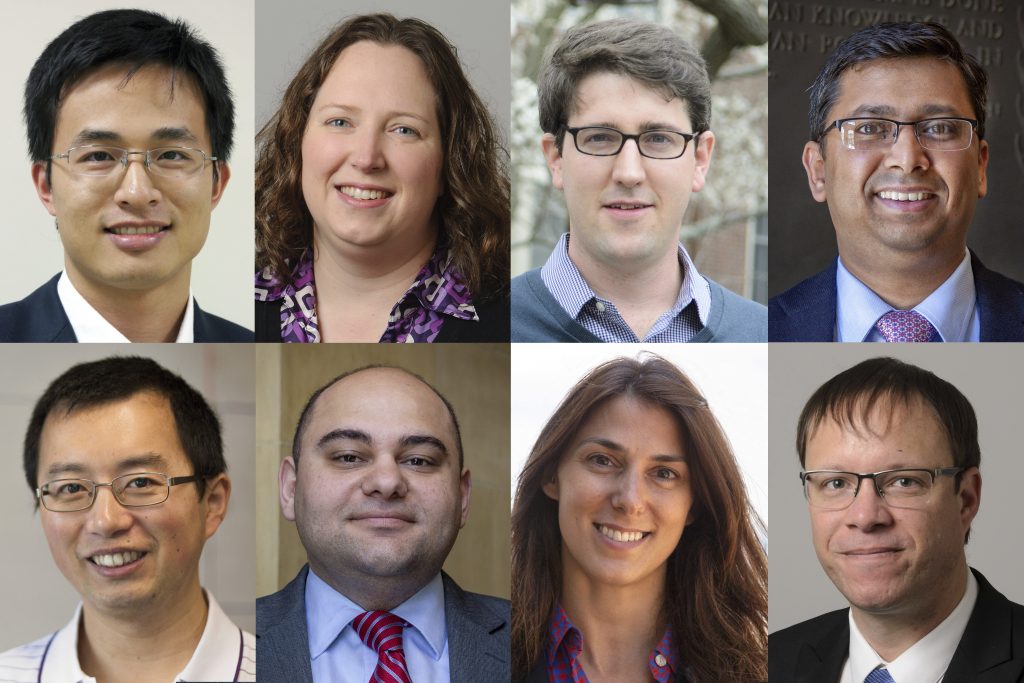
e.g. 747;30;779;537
655;654;667;667
595;301;606;313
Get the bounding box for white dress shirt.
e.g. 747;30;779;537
840;570;978;683
0;590;255;682
305;568;451;683
835;250;979;342
57;271;195;343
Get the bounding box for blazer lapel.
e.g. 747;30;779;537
443;573;508;682
769;259;838;341
944;569;1024;681
257;566;315;683
972;252;1024;341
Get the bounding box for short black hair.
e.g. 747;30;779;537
24;8;235;163
808;21;987;143
24;356;226;500
291;365;464;469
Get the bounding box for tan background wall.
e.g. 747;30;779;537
256;344;511;600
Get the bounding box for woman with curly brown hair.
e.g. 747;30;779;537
512;354;767;682
255;13;509;342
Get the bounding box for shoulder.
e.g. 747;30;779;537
0;632;55;683
0;275;74;343
436;289;510;342
768;263;838;341
704;279;767;342
442;573;511;625
510;268;584;342
770;609;847;645
193;303;254;342
256;566;308;630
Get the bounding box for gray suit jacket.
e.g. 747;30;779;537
256;565;510;683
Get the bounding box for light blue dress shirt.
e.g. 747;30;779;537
835;251;979;342
305;568;451;683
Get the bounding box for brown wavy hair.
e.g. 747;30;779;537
255;13;509;297
511;354;767;682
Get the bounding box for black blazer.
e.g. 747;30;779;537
769;568;1024;682
255;291;510;342
0;273;253;342
768;253;1024;341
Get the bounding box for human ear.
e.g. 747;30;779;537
279;456;298;522
541;134;564;191
803;141;828;203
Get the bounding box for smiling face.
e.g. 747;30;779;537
300;41;444;261
543;395;692;593
805;399;980;621
542;71;714;274
36;391;226;617
33;63;228;298
803;57;988;273
281;368;469;602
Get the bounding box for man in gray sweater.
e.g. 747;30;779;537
511;19;766;343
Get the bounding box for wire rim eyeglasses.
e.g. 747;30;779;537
799;467;965;510
48;145;219;178
36;472;202;512
822;117;978;151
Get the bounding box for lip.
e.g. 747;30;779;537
84;548;149;578
872;187;939;213
601;199;654;219
594;522;651;545
104;222;171;252
349;512;414;529
336;183;394;208
840;547;903;558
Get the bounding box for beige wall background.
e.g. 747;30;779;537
0;344;255;650
256;344;511;600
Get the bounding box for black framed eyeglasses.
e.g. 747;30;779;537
799;467;964;510
36;472;202;512
823;117;978;151
563;125;700;159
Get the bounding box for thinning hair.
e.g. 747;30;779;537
511;354;766;682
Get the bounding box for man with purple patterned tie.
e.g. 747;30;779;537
769;21;1024;342
256;366;510;683
769;358;1024;681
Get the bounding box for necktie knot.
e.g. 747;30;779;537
864;665;895;683
353;611;412;683
875;309;936;343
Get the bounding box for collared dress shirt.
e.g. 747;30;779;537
304;568;450;683
57;271;195;343
0;590;255;682
546;603;678;683
835;250;979;342
254;246;478;343
539;233;711;343
840;570;978;683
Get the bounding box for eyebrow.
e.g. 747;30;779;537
580;121;687;134
316;428;449;458
575;437;686;462
843;104;965;119
68;127;200;147
45;452;170;478
313;103;432;125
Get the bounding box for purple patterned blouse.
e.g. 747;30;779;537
254;247;478;343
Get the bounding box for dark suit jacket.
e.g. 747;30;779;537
257;565;510;683
0;273;253;342
769;568;1024;682
768;253;1024;341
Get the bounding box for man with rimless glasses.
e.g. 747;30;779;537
511;19;767;343
770;357;1024;682
0;9;252;342
770;21;1024;342
0;356;255;682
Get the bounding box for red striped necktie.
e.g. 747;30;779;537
353;610;413;683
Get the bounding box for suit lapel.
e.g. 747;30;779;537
973;252;1024;341
257;566;315;683
793;611;849;683
769;260;838;341
443;573;508;682
944;569;1024;681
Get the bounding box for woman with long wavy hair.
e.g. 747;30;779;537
255;13;509;343
511;354;767;682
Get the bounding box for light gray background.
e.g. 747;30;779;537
255;0;511;140
769;344;1024;633
0;345;255;650
0;0;254;331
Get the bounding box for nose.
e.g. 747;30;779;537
360;458;408;499
112;152;162;208
844;478;894;531
884;123;930;173
350;129;387;173
84;485;135;536
610;138;646;188
610;467;646;516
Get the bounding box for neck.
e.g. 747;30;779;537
840;244;965;310
312;561;433;613
851;562;968;661
65;266;190;343
78;582;208;683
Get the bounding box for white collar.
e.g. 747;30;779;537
40;590;251;683
56;271;195;343
845;570;978;683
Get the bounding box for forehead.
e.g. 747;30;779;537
37;392;188;479
830;57;975;119
53;62;210;147
570;70;691;129
304;369;456;450
573;395;685;448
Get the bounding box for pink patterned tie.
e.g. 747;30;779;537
875;309;936;343
353;611;412;683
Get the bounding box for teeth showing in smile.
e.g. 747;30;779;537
877;191;931;201
340;186;391;200
90;551;143;567
108;226;164;235
597;524;646;543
